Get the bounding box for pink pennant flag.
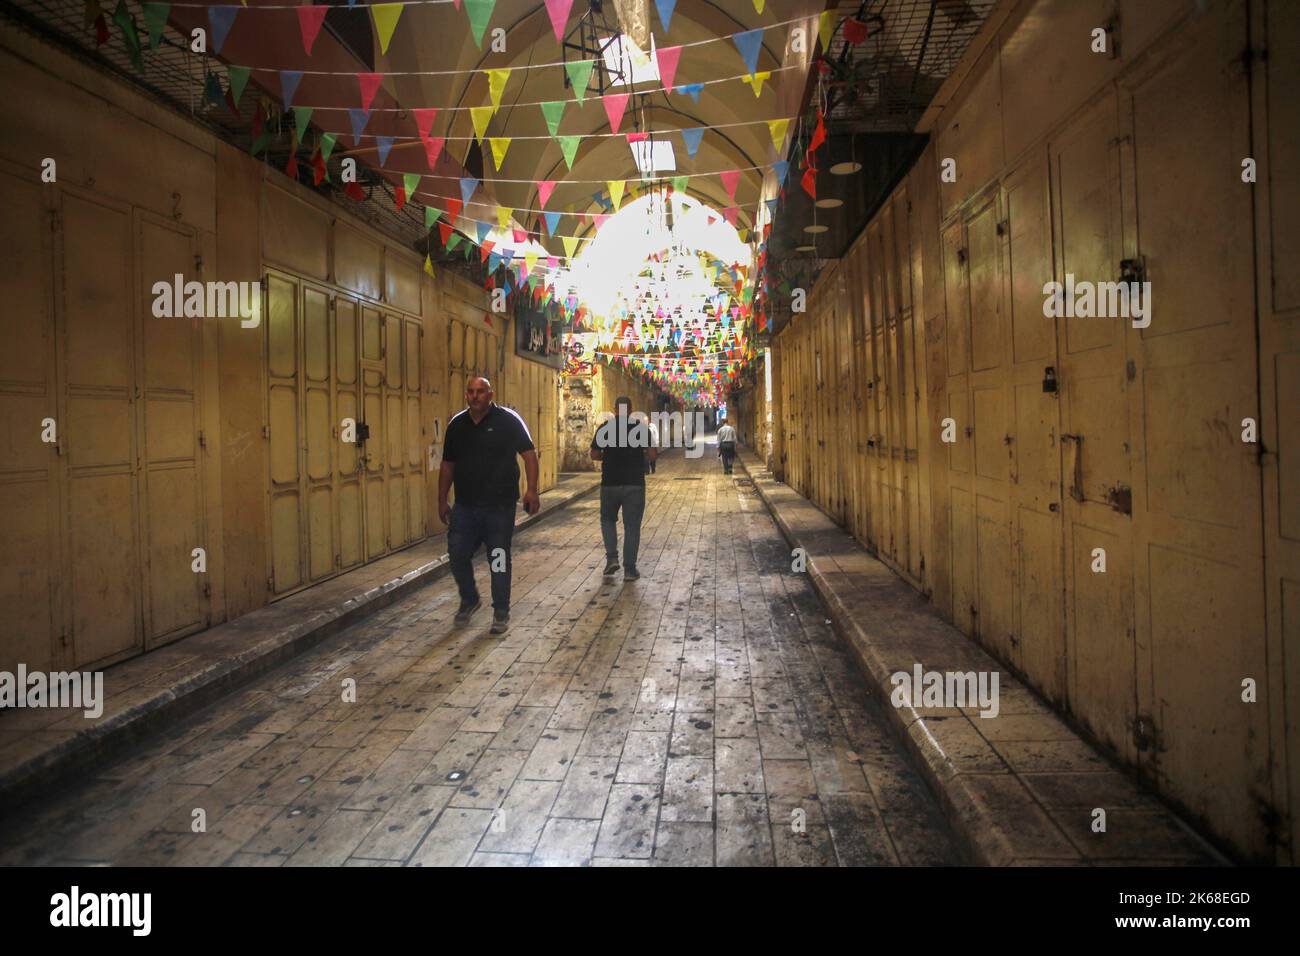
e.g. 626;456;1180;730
513;227;528;243
626;132;649;144
602;92;630;134
297;5;329;55
722;206;738;226
544;0;573;43
422;136;446;171
357;72;384;111
413;108;439;139
547;256;559;270
720;169;740;201
593;213;610;228
655;45;682;93
537;180;557;208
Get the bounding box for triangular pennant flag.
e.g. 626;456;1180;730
655;45;682;93
539;100;567;138
818;11;836;52
422;136;445;171
752;0;765;12
801;165;817;199
280;70;303;109
446;230;462;252
679;127;704;158
370;3;403;55
543;0;572;43
765;197;778;218
425;206;442;230
459;177;479;204
655;0;675;32
227;65;251;107
293;106;313;142
141;2;169;50
489;136;512;168
488;252;501;274
207;5;239;56
767;118;789;152
439;222;454;246
562;235;579;259
773;158;789;185
565;59;595;103
558;135;580;169
470;105;493;143
607;179;625;210
543;211;561;236
676;82;703;103
424;253;434;276
512;227;527;244
296;4;328;55
320;131;337;163
808;109;827;154
733;27;763;76
413;108;439;139
722;206;739;227
537;180;557;208
357;72;384;111
446;197;464;222
743;71;770;97
464;0;496;47
348;108;370;146
495;206;512;230
671;175;689;195
487;68;511;112
720;169;740;201
400;172;420;199
375;135;394;166
475;220;491;243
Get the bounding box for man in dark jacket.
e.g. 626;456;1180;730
591;397;656;580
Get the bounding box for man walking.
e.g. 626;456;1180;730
591;397;655;580
438;376;540;635
717;418;738;475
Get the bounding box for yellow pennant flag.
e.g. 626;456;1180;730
767;118;789;151
487;68;511;113
738;228;749;243
424;253;434;275
743;71;771;97
470;105;493;142
753;0;765;12
371;3;404;55
818;11;836;52
489;136;512;169
525;251;539;272
562;235;579;259
495;205;513;230
607;179;625;210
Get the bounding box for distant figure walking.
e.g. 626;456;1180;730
438;376;540;635
717;420;738;475
592;397;655;580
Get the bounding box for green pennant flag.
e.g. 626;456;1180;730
403;172;421;198
565;59;595;103
227;65;251;107
293;106;312;143
558;135;580;170
319;131;337;163
140;2;169;50
447;231;463;252
671;175;689;195
463;242;473;260
464;0;496;48
250;132;272;157
539;100;567;138
112;0;144;73
425;207;442;230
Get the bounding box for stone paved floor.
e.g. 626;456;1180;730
0;446;960;867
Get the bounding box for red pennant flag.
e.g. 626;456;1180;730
312;151;326;185
720;169;740;201
655;45;682;92
395;186;407;212
808;109;827;154
480;240;495;263
422;136;445;171
722;206;739;226
602;92;630;133
438;221;454;245
801;165;817;199
537;180;557;208
357;73;384;111
843;18;868;44
626;132;649;144
346;180;366;201
445;197;464;223
297;5;329;55
413;108;439;139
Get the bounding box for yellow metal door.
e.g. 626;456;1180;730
302;284;336;582
361;305;387;559
266;272;303;595
335;296;364;570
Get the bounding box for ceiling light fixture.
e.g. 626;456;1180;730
815;198;843;209
829;161;862;175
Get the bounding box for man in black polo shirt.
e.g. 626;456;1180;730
590;396;656;580
438;376;540;634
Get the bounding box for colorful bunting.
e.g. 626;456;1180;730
537;180;557;208
676;82;703;103
558;135;580;169
818;11;837;52
543;211;561;235
375;135;394;166
607;179;625;210
470;105;493;142
413;108;439;139
422;136;445;170
141;2;168;50
680;126;704;158
464;0;496;47
357;72;384;111
487;68;510;112
371;3;403;55
425;206;442;229
540;100;567;137
767;118;789;151
670;175;689;195
773;158;789;185
655;0;676;33
488;136;511;168
280;70;303;108
348;107;370;145
602;92;630;134
459;177;479;204
732;27;763;76
293;106;312;142
319;131;337;163
207;5;239;57
543;0;572;43
565;59;595;103
720;169;740;202
742;70;770;96
655;45;682;93
296;4;328;54
227;65;251;107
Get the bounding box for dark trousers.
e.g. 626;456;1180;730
447;502;515;611
720;441;736;473
600;485;645;569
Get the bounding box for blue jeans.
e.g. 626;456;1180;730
600;485;645;569
447;503;516;611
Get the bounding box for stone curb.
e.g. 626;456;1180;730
0;477;601;815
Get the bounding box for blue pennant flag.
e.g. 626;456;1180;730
208;6;239;56
680;127;704;158
676;83;703;103
348;108;370;146
501;248;515;264
280;70;303;109
733;28;764;77
475;220;491;243
543;210;561;235
375;135;394;167
655;0;676;33
488;252;501;273
765;198;778;217
460;177;480;205
773;159;789;185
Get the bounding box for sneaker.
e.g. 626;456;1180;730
490;610;509;635
623;567;640;580
453;599;481;625
603;560;620;576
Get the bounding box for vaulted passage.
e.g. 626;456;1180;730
0;0;1295;874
